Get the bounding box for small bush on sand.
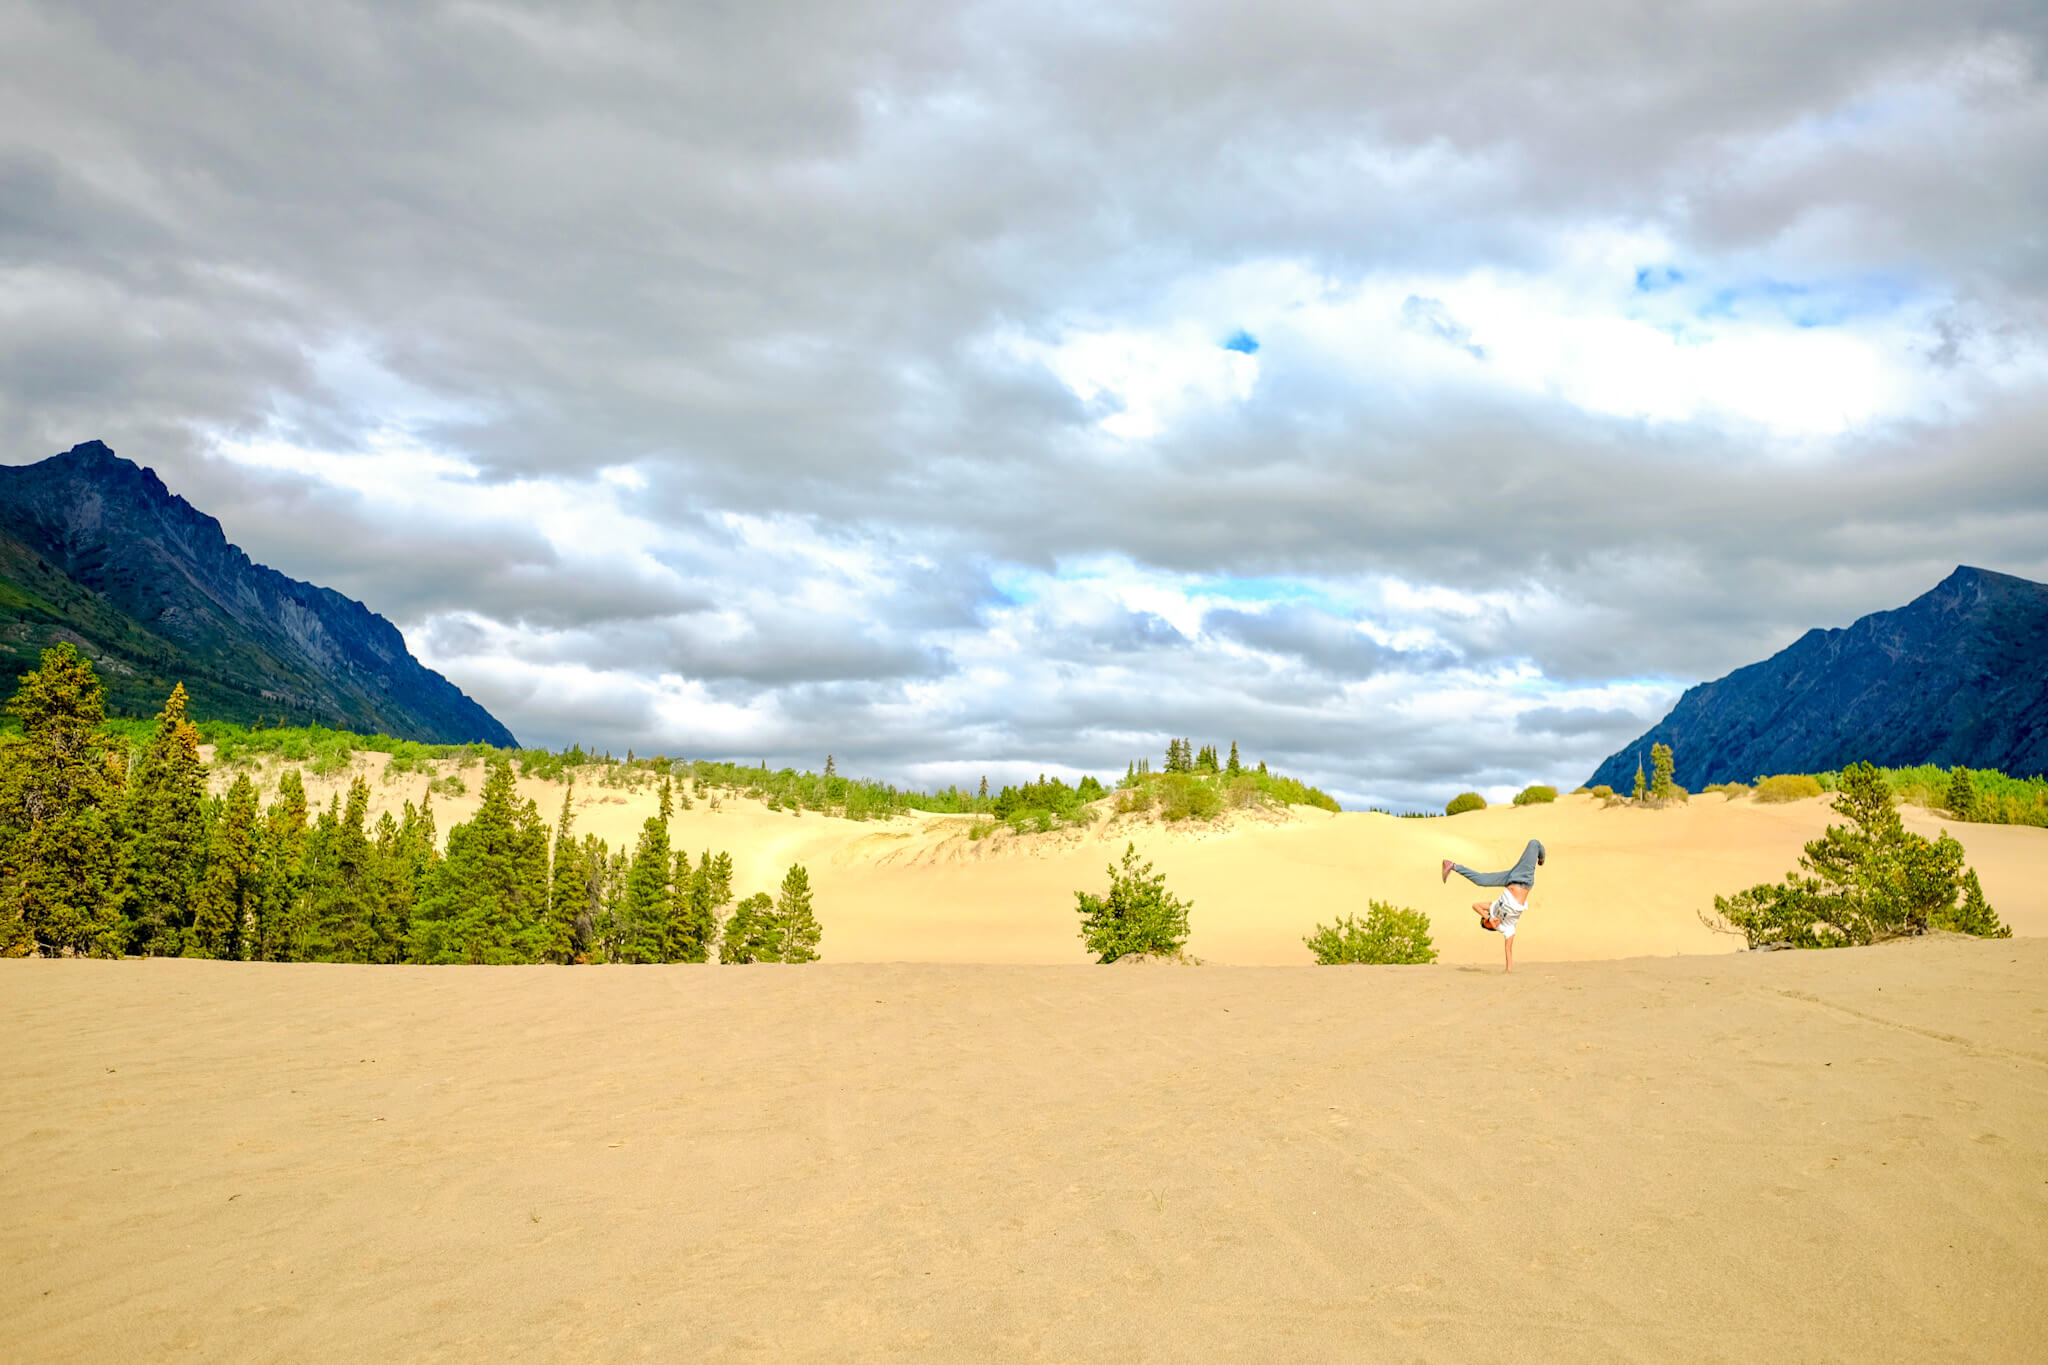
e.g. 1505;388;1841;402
1075;844;1192;963
1304;901;1437;964
1703;781;1752;800
1445;792;1486;815
1512;784;1557;806
1157;773;1222;822
1754;774;1824;804
1589;784;1613;799
1704;762;2010;949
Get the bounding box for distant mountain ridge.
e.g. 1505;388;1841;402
0;440;516;746
1587;566;2048;790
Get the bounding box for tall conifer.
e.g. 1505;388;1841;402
121;683;210;955
190;772;261;959
0;644;124;956
414;760;546;963
776;863;821;963
545;785;583;962
668;849;727;963
259;770;311;960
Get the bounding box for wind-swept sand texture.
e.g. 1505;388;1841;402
4;940;2046;1360
245;757;2048;964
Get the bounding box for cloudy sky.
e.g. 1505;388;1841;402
4;1;2046;808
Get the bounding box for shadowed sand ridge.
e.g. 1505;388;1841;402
4;941;2047;1360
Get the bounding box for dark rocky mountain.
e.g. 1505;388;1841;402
1587;566;2048;790
0;440;516;746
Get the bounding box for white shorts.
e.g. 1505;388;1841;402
1488;889;1525;938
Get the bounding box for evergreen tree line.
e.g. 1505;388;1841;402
1155;738;1246;776
1124;740;1342;815
0;646;820;963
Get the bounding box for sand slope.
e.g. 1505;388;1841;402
5;941;2046;1361
241;756;2048;964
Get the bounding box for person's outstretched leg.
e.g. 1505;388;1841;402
1446;861;1513;888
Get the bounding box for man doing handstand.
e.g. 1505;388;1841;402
1441;839;1545;972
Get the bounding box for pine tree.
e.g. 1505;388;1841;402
366;809;416;963
389;797;437;960
1945;766;1978;822
0;644;125;956
978;775;989;802
545;785;583;962
721;891;776;963
1226;742;1242;777
775;863;821;963
1632;761;1648;801
120;683;210;955
189;772;261;959
824;755;836;778
258;770;311;960
1650;743;1676;801
619;808;672;963
669;849;728;962
413;760;547;963
1944;867;2009;938
310;777;377;962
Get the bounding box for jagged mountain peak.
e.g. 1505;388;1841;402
1;440;516;746
1587;567;2048;788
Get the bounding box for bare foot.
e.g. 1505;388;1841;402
1440;859;1453;883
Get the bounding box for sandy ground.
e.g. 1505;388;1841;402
226;755;2048;964
4;940;2045;1361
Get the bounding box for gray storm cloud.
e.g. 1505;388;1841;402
2;1;2045;808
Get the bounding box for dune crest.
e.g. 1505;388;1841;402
202;754;2048;965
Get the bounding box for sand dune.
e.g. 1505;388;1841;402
4;940;2045;1361
244;755;2048;964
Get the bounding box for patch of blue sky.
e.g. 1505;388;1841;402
1693;272;1915;327
1191;573;1349;613
1633;265;1686;292
983;563;1041;606
1222;328;1259;354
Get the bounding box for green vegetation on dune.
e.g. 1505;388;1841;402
1587;739;2045;829
0;648;817;963
1304;901;1437;965
1705;761;2010;949
1115;739;1341;820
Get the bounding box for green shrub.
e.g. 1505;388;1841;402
1157;773;1222;822
1511;784;1557;806
1704;762;2010;948
1303;901;1437;964
1703;781;1751;799
1075;844;1192;963
1445;792;1486;816
1588;785;1613;799
1754;774;1824;803
427;774;467;799
966;819;996;841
